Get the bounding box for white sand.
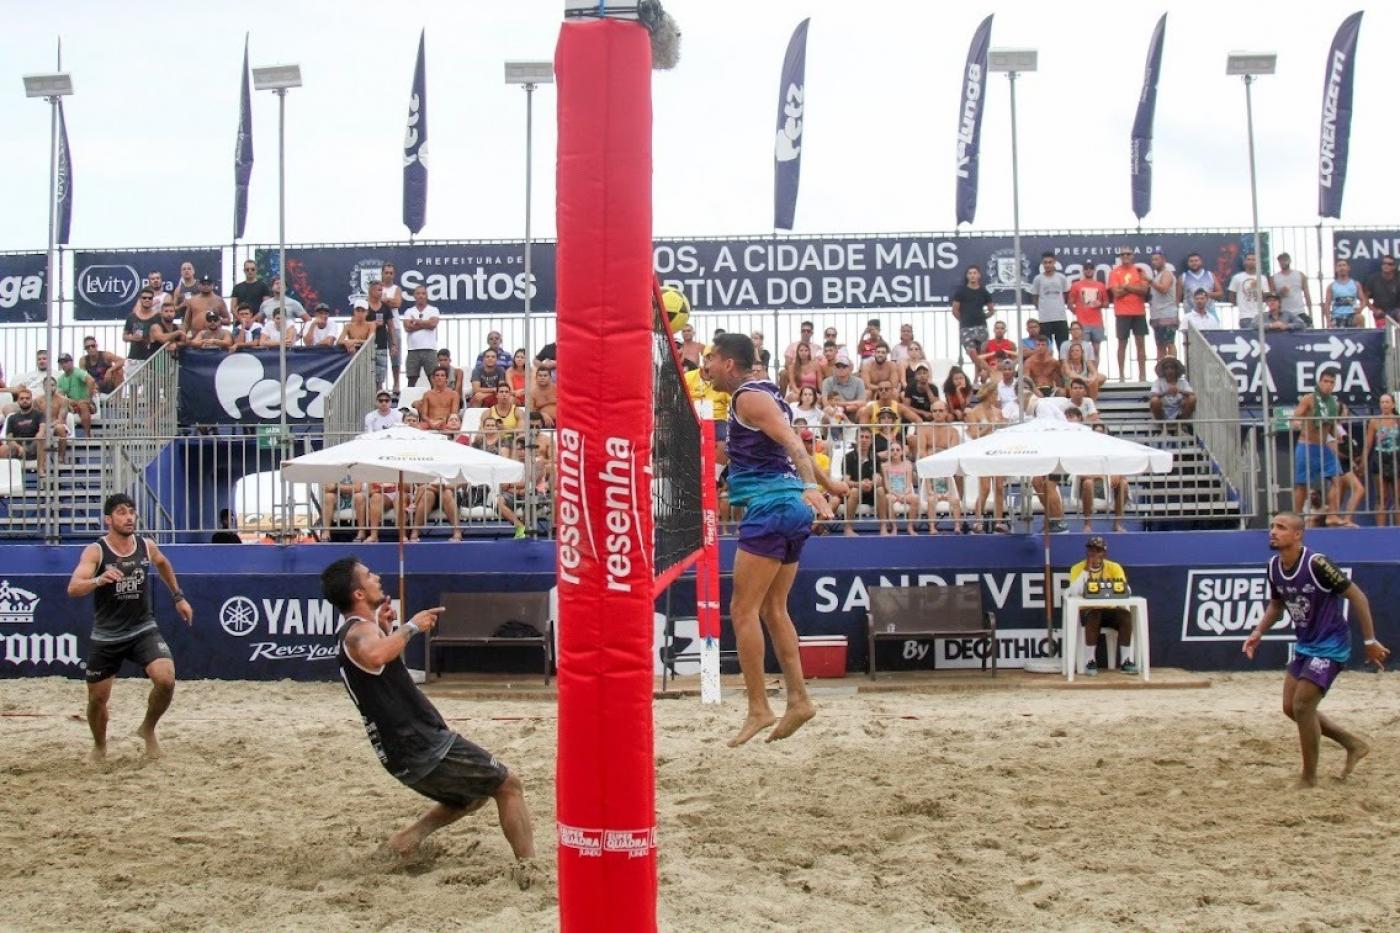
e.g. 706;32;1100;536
3;672;1399;931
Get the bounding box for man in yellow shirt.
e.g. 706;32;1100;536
684;345;731;459
1066;535;1136;676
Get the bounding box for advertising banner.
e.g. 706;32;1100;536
1317;12;1363;219
74;248;223;320
1332;228;1398;284
772;18;809;231
0;253;49;323
261;231;1256;316
177;348;352;426
954;15;993;226
1201;328;1384;406
1130;13;1167;221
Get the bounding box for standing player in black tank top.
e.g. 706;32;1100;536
321;558;537;883
66;493;193;762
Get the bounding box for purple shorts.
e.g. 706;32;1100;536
1287;654;1345;694
736;497;812;565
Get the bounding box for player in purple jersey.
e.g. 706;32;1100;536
1243;513;1388;787
708;333;847;747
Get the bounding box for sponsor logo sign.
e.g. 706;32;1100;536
0;254;48;322
218;595;342;661
1180;567;1350;642
178;348;349;426
0;580;82;669
73;249;222;320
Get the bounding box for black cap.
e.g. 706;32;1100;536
313;303;330;313
198;274;214;284
57;352;73;363
1086;535;1107;551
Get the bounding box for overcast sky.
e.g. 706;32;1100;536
0;0;1393;254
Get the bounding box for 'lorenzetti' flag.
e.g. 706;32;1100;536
1318;11;1363;219
955;15;993;226
56;101;73;245
403;29;429;236
233;35;253;240
1130;13;1167;221
773;18;809;231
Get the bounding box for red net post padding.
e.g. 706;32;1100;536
554;18;658;932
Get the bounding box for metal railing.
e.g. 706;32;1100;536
102;347;178;537
1279;413;1400;528
1185;326;1256;517
1387;319;1399;394
322;342;376;444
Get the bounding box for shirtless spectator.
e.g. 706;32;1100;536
435;350;466;402
230;260;272;320
338;301;376;354
966;382;1010;533
677;324;704;372
414;367;461;430
182;274;229;337
172;261;199;312
860;342;903;390
189;310;234;350
302;304;341;347
1024;335;1063;396
914;401;966;533
80;339;125;394
1078;423;1130;532
470;349;510;407
527;367;558;426
232;305;263;350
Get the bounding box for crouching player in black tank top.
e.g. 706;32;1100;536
66;493;194;763
320;557;537;886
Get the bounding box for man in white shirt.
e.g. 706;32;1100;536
259;308;299;347
302;304;341;347
379;263;405;392
364;391;403;432
258;276;308;323
1228;253;1268;329
1182;289;1222;332
400;285;441;387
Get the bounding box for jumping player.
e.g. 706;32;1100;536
66;493;193;762
1243;512;1388;787
706;333;847;746
320;557;536;883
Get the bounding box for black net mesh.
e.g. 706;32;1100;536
651;295;704;582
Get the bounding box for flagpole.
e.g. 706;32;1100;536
55;38;63;375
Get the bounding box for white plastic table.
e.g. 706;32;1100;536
1061;595;1150;683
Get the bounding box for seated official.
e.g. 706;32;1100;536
1066;535;1137;676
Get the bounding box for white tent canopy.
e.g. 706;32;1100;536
916;420;1173;479
280;426;524;487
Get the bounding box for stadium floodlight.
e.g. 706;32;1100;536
988;49;1038;74
251;64;302;91
1225;52;1277;76
22;72;73;98
504;61;553;85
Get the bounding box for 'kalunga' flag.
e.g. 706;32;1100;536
773;18;809;231
56;101;73;245
1318;11;1363;219
403;29;428;236
955;15;993;226
233;35;253;240
1130;13;1167;221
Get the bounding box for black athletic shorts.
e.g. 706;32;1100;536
1115;315;1149;339
85;629;173;684
403;734;508;808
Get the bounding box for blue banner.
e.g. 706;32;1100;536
234;36;254;240
1201;328;1385;407
177;347;352;426
0;253;49;323
955;15;993;226
1130;13;1166;221
403;29;428;236
262;231;1255;315
1332;228;1399;284
1318;12;1363;219
772;18;809;232
74;248;222;321
56;103;73;246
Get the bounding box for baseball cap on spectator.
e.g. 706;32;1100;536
1086;535;1107;552
913;361;930;372
313;303;331;314
205;310;221;322
800;429;815;442
1264;292;1280;301
57;352;73;363
353;298;369;311
835;351;853;368
198;274;214;284
877;406;897;420
376;391;392;402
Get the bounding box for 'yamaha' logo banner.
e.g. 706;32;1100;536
177;348;352;426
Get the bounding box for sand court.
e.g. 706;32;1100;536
3;672;1399;931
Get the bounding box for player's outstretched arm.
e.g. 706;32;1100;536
147;539;193;625
1243;600;1285;660
66;543;115;598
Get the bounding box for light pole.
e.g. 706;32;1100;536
505;60;553;534
988;48;1037;414
1227;51;1277;514
253;63;301;537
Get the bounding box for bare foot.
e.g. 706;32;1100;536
87;745;107;765
511;858;537;891
1294;775;1318;790
387;828;421;859
1340;741;1371;780
765;699;817;743
727;711;778;748
136;726;162;760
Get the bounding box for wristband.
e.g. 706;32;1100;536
172;591;187;603
403;621;421;639
803;483;820;490
1364;638;1378;646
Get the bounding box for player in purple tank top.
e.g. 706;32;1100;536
1243;512;1388;787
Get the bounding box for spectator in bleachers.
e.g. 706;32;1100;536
899;340;928;386
378;264;405;392
231;260;272;319
1148;250;1179;360
1289;368;1348;523
1261;293;1305;333
302;304;340;347
993;358;1023;421
1032;253;1071;349
1272;252;1314;324
976;320;1016;379
1070;259;1110;362
259;307;299;347
915;403;966;534
123;288;166;362
1061;341;1105;398
533;340;557;377
401;409;422;428
1363;392;1399;526
951;266;995;364
1023;335;1063;398
212;507;242;544
890;323;918;364
1031;468;1067;534
858;383;923;428
470;348;510;408
1063;377;1101;423
1149;357;1196;428
1364;255;1398;328
38;376;70;462
80;339;124;394
782;321;814;372
1077;423;1131;533
818;340;840;381
861;341;903;390
841;426;880;536
941;365;974;422
878;439;920;536
485;389;525;433
182;275;229;338
415;367;461;430
1110;247;1150;382
1064;320;1097;362
750;331;772;375
364;391;402;432
911;398;961;459
857;319;883;362
475;330;507;368
258;276;307;323
412;477;460;542
157;299;190;357
471;416;505;455
872;406;906;459
232;305;263;350
400;285;440;387
1229;253;1269;331
143;269;171;314
505;349;529;406
366;281;399;393
527;366;558;426
676;324;704;371
784;341;822;401
338;301;375;355
379;262;404;311
790;385;826;429
0;387;47;476
1019;319;1051;357
966;382;1010;533
189;310;234;351
1182;289;1221;333
820;352;867;422
56;353;97;436
1179;252;1223;324
321;479;369;543
173;261;199;309
902;362;939;420
440;412;463;439
14;350;50;394
436;349;466;400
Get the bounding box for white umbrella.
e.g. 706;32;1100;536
916;419;1173;673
